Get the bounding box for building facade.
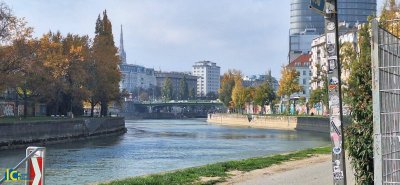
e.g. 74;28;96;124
118;26;156;93
155;71;197;99
192;61;221;97
310;28;358;90
289;28;320;62
120;64;157;92
287;54;312;100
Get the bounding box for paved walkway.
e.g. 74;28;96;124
219;155;355;185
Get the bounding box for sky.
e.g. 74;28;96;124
3;0;385;78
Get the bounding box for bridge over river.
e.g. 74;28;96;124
123;100;224;116
136;100;223;107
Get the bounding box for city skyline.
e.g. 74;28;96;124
3;0;385;78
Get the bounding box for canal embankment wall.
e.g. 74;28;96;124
208;113;335;133
0;117;126;150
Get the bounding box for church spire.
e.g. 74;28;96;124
119;24;127;64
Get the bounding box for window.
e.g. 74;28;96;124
303;78;306;85
303;71;306;75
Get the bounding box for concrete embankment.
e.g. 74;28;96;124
121;112;207;120
0;117;126;150
208;114;330;133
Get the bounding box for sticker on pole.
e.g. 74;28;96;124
26;147;45;185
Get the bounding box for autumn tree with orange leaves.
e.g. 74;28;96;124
90;10;121;117
277;67;301;113
218;69;242;112
0;2;122;117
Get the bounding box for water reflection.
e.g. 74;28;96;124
0;119;329;185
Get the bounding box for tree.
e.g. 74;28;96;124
277;67;302;113
0;2;15;42
206;92;217;100
0;2;34;91
309;64;328;111
231;80;246;113
0;2;32;43
179;76;189;100
345;23;373;184
218;70;242;109
380;0;400;36
63;34;91;115
246;87;256;103
162;77;173;101
277;67;302;97
254;81;275;114
12;38;40;117
91;10;121;116
188;87;196;100
36;32;68;116
309;88;328;109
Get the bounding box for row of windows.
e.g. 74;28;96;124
291;0;375;6
338;9;375;16
290;21;324;28
291;1;375;9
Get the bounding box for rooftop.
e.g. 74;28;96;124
288;54;311;68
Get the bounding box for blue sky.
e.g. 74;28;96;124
3;0;385;78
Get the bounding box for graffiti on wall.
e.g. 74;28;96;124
0;102;15;117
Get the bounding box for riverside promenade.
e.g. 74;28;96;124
219;154;355;185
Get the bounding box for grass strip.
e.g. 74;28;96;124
100;146;331;185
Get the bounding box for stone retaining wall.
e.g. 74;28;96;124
208;114;330;133
0;117;126;150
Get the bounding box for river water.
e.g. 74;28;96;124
0;119;330;185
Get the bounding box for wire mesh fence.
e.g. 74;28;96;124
372;19;400;185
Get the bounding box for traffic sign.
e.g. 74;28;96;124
26;147;45;185
310;0;326;16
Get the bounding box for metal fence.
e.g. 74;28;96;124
372;19;400;185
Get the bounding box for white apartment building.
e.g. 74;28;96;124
192;61;221;97
119;64;157;92
310;28;358;90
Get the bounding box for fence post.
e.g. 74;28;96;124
372;19;382;185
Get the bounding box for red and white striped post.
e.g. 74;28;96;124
26;147;46;185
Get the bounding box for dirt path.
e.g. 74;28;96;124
218;154;355;185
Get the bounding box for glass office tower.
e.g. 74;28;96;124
290;0;377;35
289;0;377;56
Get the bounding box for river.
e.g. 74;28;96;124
0;119;330;185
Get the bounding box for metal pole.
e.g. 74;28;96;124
310;0;348;184
325;0;347;184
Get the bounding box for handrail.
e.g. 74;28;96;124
0;148;40;184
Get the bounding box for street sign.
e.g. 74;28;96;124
310;0;326;16
26;147;45;185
